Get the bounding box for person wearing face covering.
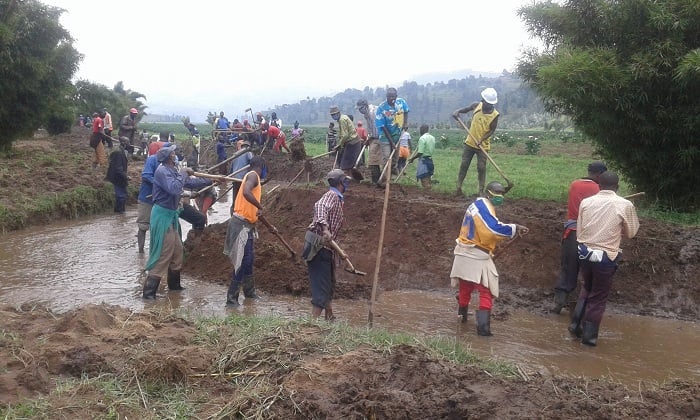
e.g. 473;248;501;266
449;181;529;336
301;169;351;321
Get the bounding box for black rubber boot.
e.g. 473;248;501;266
476;310;492;336
167;269;185;291
142;276;161;300
581;321;599;346
458;306;468;323
137;229;146;254
370;165;380;184
242;275;258;299
551;290;568;314
226;291;240;306
568;298;587;338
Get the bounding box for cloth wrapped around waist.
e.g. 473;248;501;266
301;230;327;263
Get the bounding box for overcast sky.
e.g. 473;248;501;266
42;0;540;119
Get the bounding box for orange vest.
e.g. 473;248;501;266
234;171;261;223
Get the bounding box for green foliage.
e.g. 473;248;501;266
524;136;541;155
0;0;81;149
517;0;700;211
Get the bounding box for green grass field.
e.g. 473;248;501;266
139;123;699;225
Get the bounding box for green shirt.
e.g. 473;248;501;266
417;133;435;157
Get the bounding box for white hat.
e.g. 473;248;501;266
481;88;498;105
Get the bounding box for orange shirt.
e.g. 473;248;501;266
234;171;261;223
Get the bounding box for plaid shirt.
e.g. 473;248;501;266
307;188;344;240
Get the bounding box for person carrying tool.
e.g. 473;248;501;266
452;88;500;197
142;144;211;299
89;111;107;170
118;108;139;155
551;161;607;314
301;169;351;321
223;156;267;306
408;124;435;189
102;108;113;149
357;99;378;181
330;106;362;179
569;171;639;346
375;87;410;186
227;140;254;210
263;124;290;154
450;181;529;336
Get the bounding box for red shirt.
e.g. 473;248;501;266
267;125;281;138
148;141;165;156
92;116;104;134
567;178;600;222
356;126;368;141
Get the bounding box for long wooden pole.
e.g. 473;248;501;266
368;156;394;326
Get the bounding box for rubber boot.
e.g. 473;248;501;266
137;229;146;254
551;290;568;314
370;165;380;184
458;306;468;324
167;269;185;291
420;177;432;190
581;321;599;346
568;298;587;338
476;310;492;336
142;276;161;300
242;275;258;299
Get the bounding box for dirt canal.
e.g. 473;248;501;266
0;184;697;388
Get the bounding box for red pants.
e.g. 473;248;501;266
273;134;288;152
457;280;493;310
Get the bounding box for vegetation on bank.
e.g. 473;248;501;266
142;122;700;226
0;311;526;419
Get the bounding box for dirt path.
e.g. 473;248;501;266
0;128;697;418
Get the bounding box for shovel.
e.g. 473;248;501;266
453;116;514;192
349;144;367;181
258;215;297;259
329;240;367;276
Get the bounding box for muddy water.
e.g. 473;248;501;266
0;192;697;387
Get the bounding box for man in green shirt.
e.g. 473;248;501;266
409;124;436;189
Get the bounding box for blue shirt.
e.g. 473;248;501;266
216;141;227;162
375;98;410;144
152;165;211;210
230;151;253;180
137;155;159;204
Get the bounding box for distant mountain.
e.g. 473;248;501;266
405;69;503;85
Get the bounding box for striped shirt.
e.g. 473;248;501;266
307;188;344;240
577;190;639;260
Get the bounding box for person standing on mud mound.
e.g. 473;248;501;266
223;156;267;306
302;169;350;320
409;124;435;189
142;144;211;299
105;140;129;214
357;99;378;181
89;111;107;170
450;181;529;336
118;108;139;155
551;161;607;314
569;171;639;346
102;108;113;149
375;87;410;186
330;106;362;180
452;88;500;198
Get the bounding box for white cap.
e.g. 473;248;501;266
481;88;498;105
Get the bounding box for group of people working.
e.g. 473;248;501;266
126;86;640;347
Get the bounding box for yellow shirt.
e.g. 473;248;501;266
234;171;261;223
464;102;499;152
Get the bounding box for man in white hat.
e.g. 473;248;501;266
452;88;501;198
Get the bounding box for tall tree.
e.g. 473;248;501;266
0;0;81;148
517;0;700;211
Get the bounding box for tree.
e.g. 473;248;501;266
517;0;700;211
0;0;81;148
